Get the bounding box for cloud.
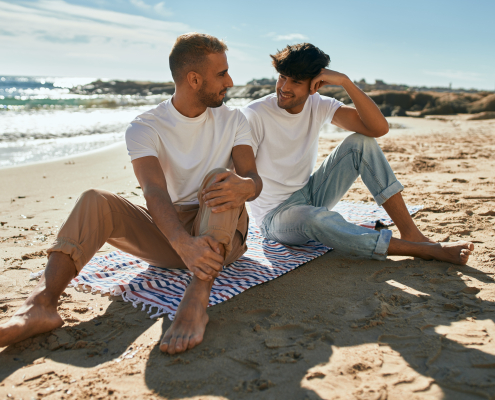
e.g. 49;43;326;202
0;0;192;78
38;34;92;44
272;33;308;42
129;0;173;17
0;1;189;47
423;70;484;82
0;29;16;36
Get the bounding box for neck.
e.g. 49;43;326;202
285;102;305;114
172;88;206;118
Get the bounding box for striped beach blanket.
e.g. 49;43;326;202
66;200;422;319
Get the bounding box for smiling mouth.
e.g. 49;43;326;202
279;90;293;99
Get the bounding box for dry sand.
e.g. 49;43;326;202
1;116;495;399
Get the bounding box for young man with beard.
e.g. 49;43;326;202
0;33;262;355
239;43;473;265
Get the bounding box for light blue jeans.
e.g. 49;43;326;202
260;133;404;260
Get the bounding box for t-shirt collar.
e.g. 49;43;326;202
167;97;208;124
276;93;310;118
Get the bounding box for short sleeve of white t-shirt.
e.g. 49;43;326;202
125;100;252;204
233;112;252;148
125;114;160;160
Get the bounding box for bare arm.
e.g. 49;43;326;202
202;145;262;213
310;69;389;138
132;156;224;281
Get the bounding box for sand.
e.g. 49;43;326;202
1;116;495;399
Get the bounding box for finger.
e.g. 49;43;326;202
203;190;229;201
203;172;231;192
212;202;237;213
191;266;212;281
205;196;231;207
203;181;227;194
212;171;231;182
197;261;220;276
204;256;223;272
203;235;221;252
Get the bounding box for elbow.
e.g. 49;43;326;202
374;122;389;138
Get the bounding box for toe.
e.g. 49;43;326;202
167;337;177;355
182;336;190;351
189;333;204;349
175;336;184;353
159;330;172;353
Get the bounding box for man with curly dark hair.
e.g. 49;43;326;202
241;43;473;265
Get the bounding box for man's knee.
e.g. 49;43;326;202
343;133;377;150
201;168;230;189
76;188;114;210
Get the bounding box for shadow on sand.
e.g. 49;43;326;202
1;252;495;399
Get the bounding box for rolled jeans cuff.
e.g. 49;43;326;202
373;180;404;206
372;229;392;261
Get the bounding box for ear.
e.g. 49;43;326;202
186;71;203;90
308;78;318;96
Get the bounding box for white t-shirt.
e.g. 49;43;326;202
126;99;252;204
241;93;343;226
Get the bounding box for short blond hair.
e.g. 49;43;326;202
169;32;228;83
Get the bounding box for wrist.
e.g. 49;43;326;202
244;176;257;201
339;75;352;88
169;230;192;253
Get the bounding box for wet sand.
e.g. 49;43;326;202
1;116;495;399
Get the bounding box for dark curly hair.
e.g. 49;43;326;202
270;43;330;81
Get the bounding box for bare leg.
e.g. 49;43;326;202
0;252;76;348
159;240;230;355
381;192;434;243
388;237;473;265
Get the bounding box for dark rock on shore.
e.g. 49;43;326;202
467;94;495;114
71;78;495;118
70;80;175;96
226;85;274;100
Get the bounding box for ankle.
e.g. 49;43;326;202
29;289;59;309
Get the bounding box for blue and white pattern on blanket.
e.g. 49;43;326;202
69;201;422;319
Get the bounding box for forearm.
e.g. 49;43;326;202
144;187;190;250
341;78;389;134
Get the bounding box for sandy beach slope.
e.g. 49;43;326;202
1;116;495;399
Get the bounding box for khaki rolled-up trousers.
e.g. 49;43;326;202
47;168;249;273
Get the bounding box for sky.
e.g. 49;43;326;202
1;0;494;90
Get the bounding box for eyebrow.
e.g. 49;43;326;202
217;69;228;76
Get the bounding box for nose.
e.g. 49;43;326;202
225;72;234;88
280;79;289;92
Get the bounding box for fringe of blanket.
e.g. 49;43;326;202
67;281;173;320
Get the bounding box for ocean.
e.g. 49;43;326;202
0;76;341;168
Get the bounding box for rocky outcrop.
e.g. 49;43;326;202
467;94;495;114
70;79;495;118
70;80;175;96
226;85;274;100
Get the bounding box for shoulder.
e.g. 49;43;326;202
313;92;343;107
128;102;167;128
126;103;167;140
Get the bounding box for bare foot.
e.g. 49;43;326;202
401;231;436;244
160;297;209;355
0;301;63;348
428;241;474;265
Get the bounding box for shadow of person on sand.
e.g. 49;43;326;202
0;296;155;383
141;253;495;400
2;254;494;399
